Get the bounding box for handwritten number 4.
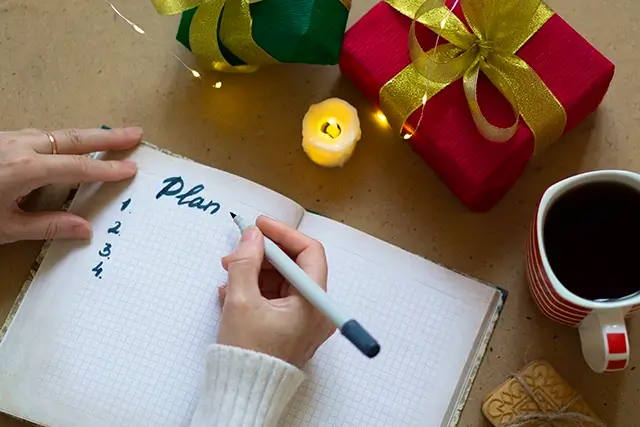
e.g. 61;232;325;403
99;243;112;257
108;221;122;235
92;262;104;278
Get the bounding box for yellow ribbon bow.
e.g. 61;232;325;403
151;0;277;72
382;0;567;153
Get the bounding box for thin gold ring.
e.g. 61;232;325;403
45;132;58;155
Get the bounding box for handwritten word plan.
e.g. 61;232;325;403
156;177;221;215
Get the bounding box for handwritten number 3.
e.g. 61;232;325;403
108;221;122;235
99;243;112;257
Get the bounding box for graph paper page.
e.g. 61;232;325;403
0;144;304;427
287;213;499;427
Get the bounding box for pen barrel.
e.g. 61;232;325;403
263;238;349;327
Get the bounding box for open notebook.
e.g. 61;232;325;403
0;143;504;427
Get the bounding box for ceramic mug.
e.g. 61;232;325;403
526;170;640;373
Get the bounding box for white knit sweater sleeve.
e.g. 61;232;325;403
189;344;305;427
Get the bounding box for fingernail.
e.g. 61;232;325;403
124;126;143;138
73;224;92;239
217;285;227;304
241;227;261;242
121;161;137;172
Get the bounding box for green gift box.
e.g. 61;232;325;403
153;0;350;72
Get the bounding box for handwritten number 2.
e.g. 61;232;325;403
98;243;112;257
108;221;122;235
92;262;104;278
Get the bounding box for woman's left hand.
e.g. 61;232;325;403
0;127;142;244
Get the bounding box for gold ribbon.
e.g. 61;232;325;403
151;0;278;72
381;0;567;153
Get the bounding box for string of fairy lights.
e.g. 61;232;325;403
399;0;459;140
101;0;223;87
101;0;458;140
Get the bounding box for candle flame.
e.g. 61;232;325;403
321;118;342;139
402;133;413;140
213;81;223;89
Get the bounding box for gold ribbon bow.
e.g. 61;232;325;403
151;0;277;72
382;0;567;153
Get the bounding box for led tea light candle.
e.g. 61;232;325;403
302;98;361;167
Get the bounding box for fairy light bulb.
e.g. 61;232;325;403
375;111;388;126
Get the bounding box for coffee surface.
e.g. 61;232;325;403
544;181;640;301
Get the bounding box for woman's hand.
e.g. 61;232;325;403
218;216;336;369
0;127;142;244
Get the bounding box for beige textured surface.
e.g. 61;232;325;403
0;0;638;425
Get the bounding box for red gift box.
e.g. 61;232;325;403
339;1;614;211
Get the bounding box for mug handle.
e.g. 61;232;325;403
578;308;629;373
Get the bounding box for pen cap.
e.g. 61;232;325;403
341;319;380;358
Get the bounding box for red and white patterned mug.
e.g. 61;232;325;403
526;170;640;373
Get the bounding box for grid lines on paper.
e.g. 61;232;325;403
281;245;466;427
36;190;237;427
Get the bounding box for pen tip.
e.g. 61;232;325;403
230;212;237;219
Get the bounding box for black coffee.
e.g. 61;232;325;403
543;181;640;301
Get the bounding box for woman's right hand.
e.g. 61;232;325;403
217;216;335;369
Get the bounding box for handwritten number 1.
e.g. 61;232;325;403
98;243;112;257
92;262;104;278
108;221;122;235
121;198;131;211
